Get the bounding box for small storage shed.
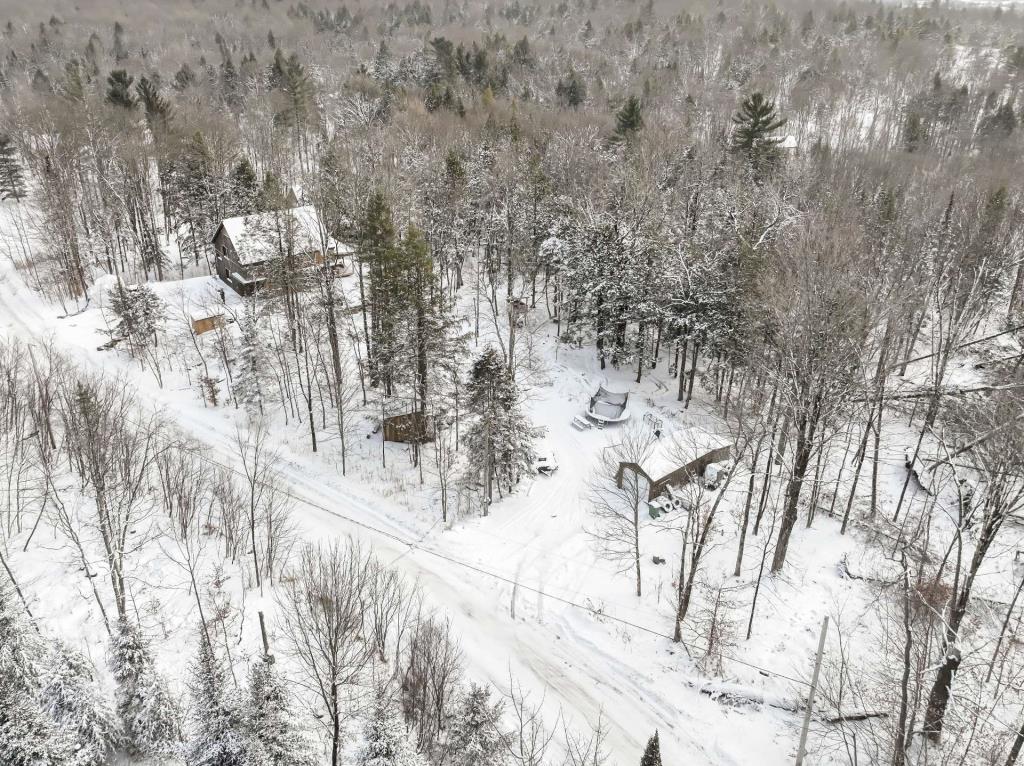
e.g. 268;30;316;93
190;310;225;335
383;412;434;444
616;443;732;502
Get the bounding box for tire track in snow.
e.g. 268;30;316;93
0;263;790;765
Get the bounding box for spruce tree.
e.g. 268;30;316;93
614;95;644;140
358;691;427;766
359;190;399;391
464;347;541;507
640;731;662;766
730;92;786;166
903;111;925;153
106;69;137;109
112;21;128;62
235;299;266;415
448;684;507;766
229;158;260;217
109;282;163;357
247;658;316;766
978;102;1017;140
40;642;121;766
0;134;26;201
0;583;75;766
174;62;197;91
136;75;172;133
555;69;586;109
185;632;249;766
108;618;181;757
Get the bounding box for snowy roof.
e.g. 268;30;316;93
779;135;798;150
643;428;727;482
216;206;352;266
188;308;224;322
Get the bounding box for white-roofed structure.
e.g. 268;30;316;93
212;205;353;295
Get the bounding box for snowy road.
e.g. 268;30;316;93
0;258;794;765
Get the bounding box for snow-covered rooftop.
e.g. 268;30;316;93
643;427;727;481
218;205;353;266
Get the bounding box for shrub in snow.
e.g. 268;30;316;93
447;683;507;766
40;641;121;766
109;618;181;757
359;691;427;766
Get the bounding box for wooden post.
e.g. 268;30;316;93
796;616;829;766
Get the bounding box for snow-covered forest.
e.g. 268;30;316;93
1;0;1023;764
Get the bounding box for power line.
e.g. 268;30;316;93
105;398;818;690
85;405;1024;742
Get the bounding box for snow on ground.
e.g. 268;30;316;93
2;196;1020;763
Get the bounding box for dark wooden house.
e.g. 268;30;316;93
212;205;351;296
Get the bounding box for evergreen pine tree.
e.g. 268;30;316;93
108;618;181;757
358;691;427;766
0;583;75;766
40;641;121;766
640;731;661;766
185;632;250;766
730;92;786;166
247;657;316;766
0;134;26;201
978;101;1017;140
448;684;507;766
229;158;260;217
235;299;266;415
555;69;586;109
136;75;172;133
31;68;52;94
106;69;137;109
109;282;163;357
614;95;644;140
903;110;925;153
112;21;128;62
359;190;399;390
259;170;287;211
464;347;542;506
174;62;198;91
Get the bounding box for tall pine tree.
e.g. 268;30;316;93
640;731;661;766
247;658;316;766
108;618;181;758
448;684;507;766
464;347;541;508
614;95;644;140
358;691;427;766
0;134;26;201
184;631;249;766
730;92;786;168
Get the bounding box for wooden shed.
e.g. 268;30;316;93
190;311;225;335
383;412;434;444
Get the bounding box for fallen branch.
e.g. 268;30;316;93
826;711;889;724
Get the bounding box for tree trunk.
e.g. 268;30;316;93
772;416;816;573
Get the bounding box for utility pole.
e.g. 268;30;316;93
796;616;829;766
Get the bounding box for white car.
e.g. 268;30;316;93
532;451;559;476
